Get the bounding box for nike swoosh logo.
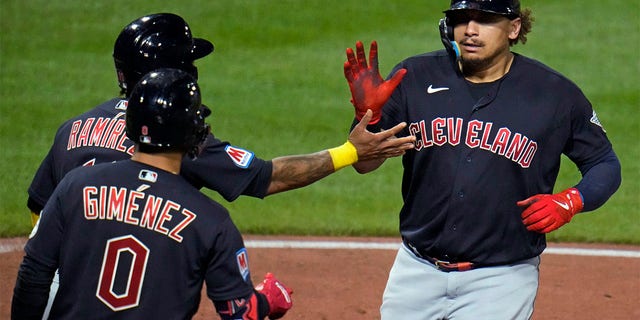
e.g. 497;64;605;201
427;85;449;94
552;199;570;210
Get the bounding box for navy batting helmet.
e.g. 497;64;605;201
113;13;214;96
126;68;211;158
444;0;521;18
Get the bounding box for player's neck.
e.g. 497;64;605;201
131;151;183;175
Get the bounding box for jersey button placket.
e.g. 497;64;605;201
443;150;473;245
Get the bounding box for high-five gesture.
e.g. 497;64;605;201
344;41;407;125
349;110;415;161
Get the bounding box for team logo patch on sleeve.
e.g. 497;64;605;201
590;110;606;132
236;248;250;281
225;145;254;168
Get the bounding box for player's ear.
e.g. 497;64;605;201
508;17;521;41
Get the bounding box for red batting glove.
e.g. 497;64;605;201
517;188;584;233
255;272;293;319
343;40;407;125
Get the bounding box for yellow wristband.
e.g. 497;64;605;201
328;141;358;171
30;212;40;227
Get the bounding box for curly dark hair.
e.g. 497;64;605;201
511;8;534;45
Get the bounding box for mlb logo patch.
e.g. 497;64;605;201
225;145;254;168
115;99;128;110
138;170;158;183
236;248;250;281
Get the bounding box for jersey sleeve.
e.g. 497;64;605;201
14;173;69;319
203;216;255;302
180;134;272;201
11;254;56;319
565;91;621;211
564;91;613;164
27;149;56;213
25;173;70;268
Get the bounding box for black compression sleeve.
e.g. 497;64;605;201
574;149;622;212
255;290;270;318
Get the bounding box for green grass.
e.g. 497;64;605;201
1;0;638;243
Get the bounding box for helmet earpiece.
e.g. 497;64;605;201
439;17;460;60
439;17;462;74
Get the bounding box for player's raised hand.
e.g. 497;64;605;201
255;272;293;319
349;110;416;162
344;40;407;125
517;188;584;233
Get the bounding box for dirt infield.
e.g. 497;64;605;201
2;235;639;319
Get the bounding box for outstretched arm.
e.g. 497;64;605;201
266;110;415;195
351;157;386;175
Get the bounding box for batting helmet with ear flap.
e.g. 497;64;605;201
126;68;211;158
113;13;214;97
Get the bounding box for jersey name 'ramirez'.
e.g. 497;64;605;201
409;117;538;168
67;113;134;155
82;185;196;243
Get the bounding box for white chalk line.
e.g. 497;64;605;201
3;239;639;258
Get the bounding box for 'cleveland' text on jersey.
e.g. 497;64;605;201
409;117;537;168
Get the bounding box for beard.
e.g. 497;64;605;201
459;39;510;76
460;56;490;75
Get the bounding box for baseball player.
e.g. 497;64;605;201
12;68;293;320
27;12;416;225
342;1;621;319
